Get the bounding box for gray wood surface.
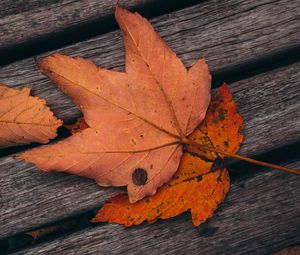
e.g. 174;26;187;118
0;0;299;124
0;62;299;240
0;0;300;251
0;0;159;48
12;159;300;255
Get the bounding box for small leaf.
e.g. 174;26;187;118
92;84;244;227
0;83;62;148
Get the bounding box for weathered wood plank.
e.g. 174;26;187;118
0;0;299;123
12;159;300;255
0;62;299;239
0;0;165;49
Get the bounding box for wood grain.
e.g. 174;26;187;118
0;0;300;247
0;62;299;239
0;0;161;48
0;0;299;123
11;159;300;255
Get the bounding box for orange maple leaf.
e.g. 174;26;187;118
19;6;211;202
92;84;243;227
19;6;297;206
0;83;61;148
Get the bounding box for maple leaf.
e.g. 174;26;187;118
0;83;62;148
92;84;243;227
19;6;211;203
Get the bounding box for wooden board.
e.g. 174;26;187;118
11;159;300;255
0;62;299;239
0;0;299;123
0;0;168;49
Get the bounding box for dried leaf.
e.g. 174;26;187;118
92;84;244;226
19;6;211;202
0;83;62;148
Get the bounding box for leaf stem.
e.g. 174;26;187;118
182;138;300;175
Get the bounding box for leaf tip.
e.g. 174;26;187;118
115;3;126;19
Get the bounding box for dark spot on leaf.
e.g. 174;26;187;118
140;134;144;138
238;126;244;135
218;109;226;121
213;94;220;101
212;118;219;124
224;140;229;148
132;168;148;186
210;103;218;113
